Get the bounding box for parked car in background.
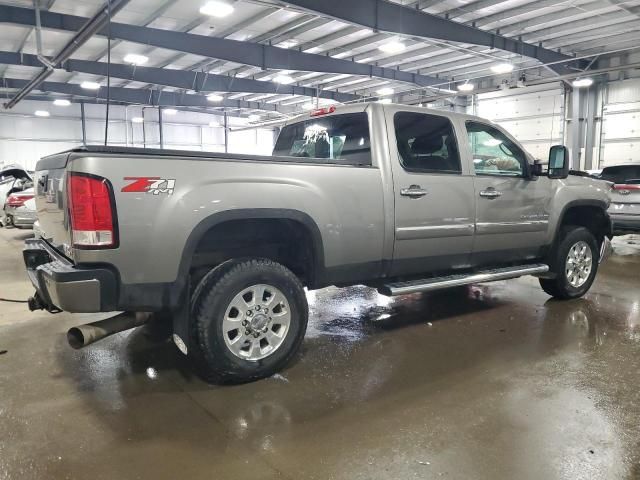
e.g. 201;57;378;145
0;165;33;227
598;164;640;234
4;188;36;228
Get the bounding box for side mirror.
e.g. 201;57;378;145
548;145;569;179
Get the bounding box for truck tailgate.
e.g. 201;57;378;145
34;152;72;253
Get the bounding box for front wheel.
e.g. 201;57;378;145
539;226;599;300
190;259;308;384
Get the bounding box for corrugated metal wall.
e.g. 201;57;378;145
472;83;565;162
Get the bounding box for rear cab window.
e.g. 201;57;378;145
273;112;371;165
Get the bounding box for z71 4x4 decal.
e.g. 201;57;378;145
121;177;176;195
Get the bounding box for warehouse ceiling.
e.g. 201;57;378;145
0;0;639;121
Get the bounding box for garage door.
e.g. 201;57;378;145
472;84;565;163
600;79;640;167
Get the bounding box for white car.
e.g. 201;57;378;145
3;188;36;228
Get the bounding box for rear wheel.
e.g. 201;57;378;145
539;226;599;299
190;258;308;384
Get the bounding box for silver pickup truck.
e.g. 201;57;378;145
24;103;612;383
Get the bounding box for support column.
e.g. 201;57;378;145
224;112;228;154
570;88;582;170
80;101;87;146
158;107;164;149
583;85;599;171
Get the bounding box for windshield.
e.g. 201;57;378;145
273;112;371;165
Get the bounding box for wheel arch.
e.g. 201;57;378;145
551;199;612;249
178;208;326;289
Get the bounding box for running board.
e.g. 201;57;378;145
380;264;550;296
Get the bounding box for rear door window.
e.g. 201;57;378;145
273;112;371;165
394;112;462;174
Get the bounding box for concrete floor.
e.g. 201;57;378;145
1;227;639;480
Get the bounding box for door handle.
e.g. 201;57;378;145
479;189;502;199
400;185;428;198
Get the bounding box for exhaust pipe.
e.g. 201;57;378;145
67;312;152;349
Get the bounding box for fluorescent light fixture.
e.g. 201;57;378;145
277;40;298;49
457;82;475;92
376;87;394;96
124;53;148;65
572;77;593;88
80;81;100;90
53;99;71;106
131;117;144;123
34;110;50;117
207;93;224;102
378;39;406;54
273;74;294;85
199;1;234;17
163;108;178;115
378;98;392;104
491;63;514;74
483;139;502;147
248;114;260;122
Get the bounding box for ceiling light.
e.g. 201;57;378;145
207;93;224;102
163;108;177;115
34;110;50;117
248;114;260;122
491;63;514;74
277;40;298;49
378;98;392;104
53;99;71;106
378;39;406;54
199;1;234;17
376;87;394;96
123;53;148;65
457;82;475;92
273;74;294;85
131;117;144;123
572;77;593;88
81;81;100;90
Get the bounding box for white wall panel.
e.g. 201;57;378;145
600;79;640;167
473;84;565;162
0;100;277;170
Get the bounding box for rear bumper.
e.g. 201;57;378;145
23;239;118;312
609;213;640;235
5;205;36;227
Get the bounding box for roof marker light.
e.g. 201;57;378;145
310;106;336;117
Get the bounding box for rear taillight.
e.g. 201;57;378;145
6;194;34;207
613;184;640;190
67;173;117;248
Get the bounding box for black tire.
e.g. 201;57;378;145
539;226;599;300
190;258;308;384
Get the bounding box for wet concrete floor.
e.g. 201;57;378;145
1;227;639;479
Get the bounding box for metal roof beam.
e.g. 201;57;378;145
3;0;131;109
0;78;298;114
0;51;360;103
277;0;580;75
0;4;442;87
